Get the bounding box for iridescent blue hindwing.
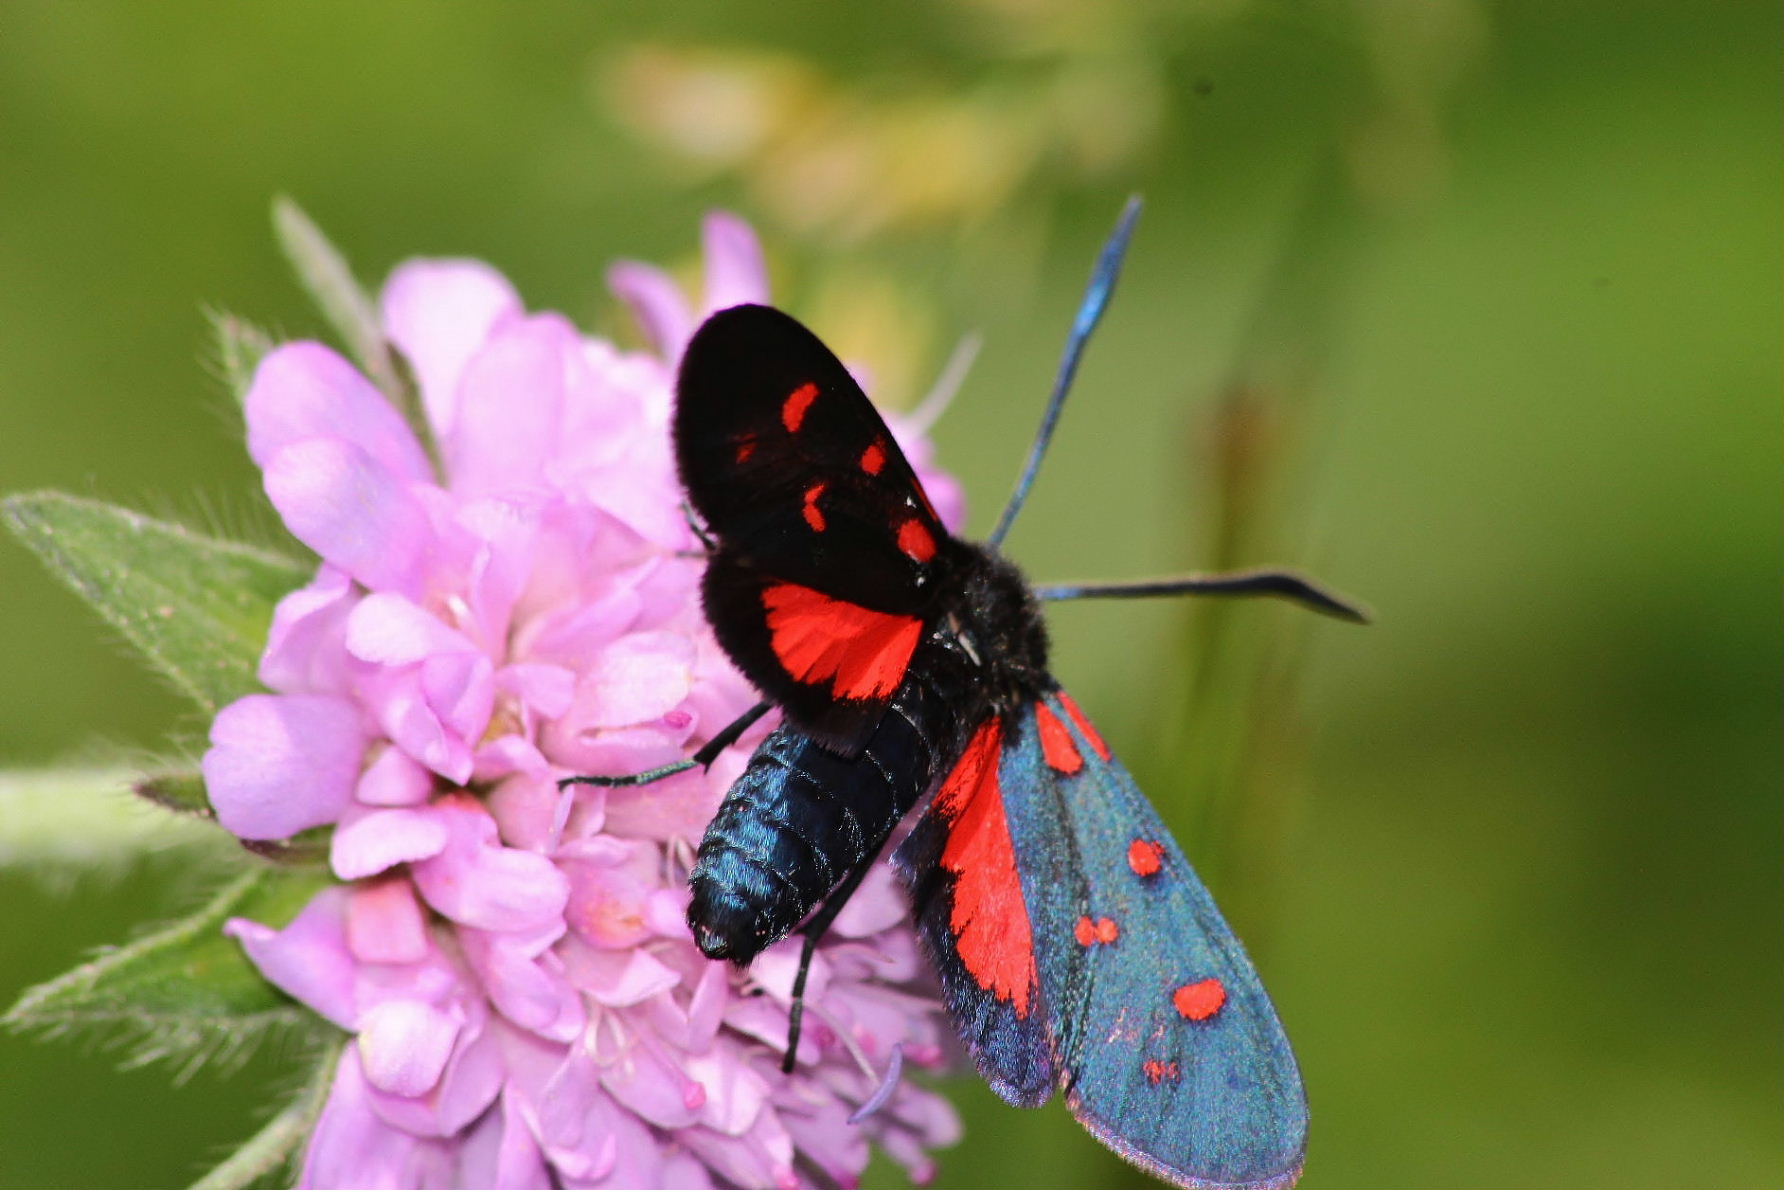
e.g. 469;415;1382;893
998;692;1308;1190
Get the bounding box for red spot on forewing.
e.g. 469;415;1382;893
1075;915;1119;946
782;382;819;432
762;581;922;700
897;518;936;564
734;436;758;464
936;721;1036;1017
860;441;886;475
1173;978;1227;1022
1128;838;1165;877
1035;704;1083;774
1056;691;1111;761
802;482;828;532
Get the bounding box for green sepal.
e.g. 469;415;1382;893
188;1039;342;1190
0;493;312;714
237;825;333;867
271;196;400;398
3;866;335;1072
270;200;441;475
134;766;215;819
207;309;279;409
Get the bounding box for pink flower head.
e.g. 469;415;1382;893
205;213;963;1189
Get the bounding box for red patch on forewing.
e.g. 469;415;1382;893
1075;915;1119;946
1128;838;1165;878
734;436;758;464
1144;1059;1181;1084
896;518;937;564
860;441;886;475
1056;691;1111;761
936;721;1036;1018
1035;703;1083;774
762;581;922;700
1173;978;1227;1022
782;382;819;432
802;482;828;532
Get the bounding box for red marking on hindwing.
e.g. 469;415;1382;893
802;482;828;532
782;382;819;432
860;441;886;475
1144;1059;1181;1084
1173;978;1227;1022
1128;838;1165;878
897;518;936;564
1075;915;1120;946
936;721;1036;1018
1035;703;1083;774
761;581;922;700
1056;691;1111;760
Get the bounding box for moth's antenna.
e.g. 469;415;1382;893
988;196;1142;547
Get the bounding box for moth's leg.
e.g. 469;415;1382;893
557;700;772;790
782;848;882;1074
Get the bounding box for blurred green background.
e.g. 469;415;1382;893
1;2;1777;1187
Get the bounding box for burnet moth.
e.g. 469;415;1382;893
565;199;1365;1188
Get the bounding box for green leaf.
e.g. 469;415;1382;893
188;1040;341;1190
4;867;334;1073
0;492;311;714
207;309;279;408
0;767;224;875
271;196;398;396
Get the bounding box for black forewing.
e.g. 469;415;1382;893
675;304;948;614
1002;694;1308;1190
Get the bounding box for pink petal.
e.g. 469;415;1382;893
204;694;366;839
380;259;523;440
457;1090;551;1190
345;592;479;666
568;630;695;728
357;999;461;1097
263;438;431;594
258;564;357;695
498;662;577;719
300;1048;445;1190
608;260;695;360
246;341;432;483
447;315;578;500
569;947;680;1007
355;745;436;806
225;888;356;1028
347;876;431;965
410;796;569;932
331;805;450;880
701;211;770;313
685;1048;769;1136
459;928;584;1042
365;1023;506;1139
830;863;910;938
562;848;655;949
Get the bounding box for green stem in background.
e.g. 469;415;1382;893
1157;153;1370;949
